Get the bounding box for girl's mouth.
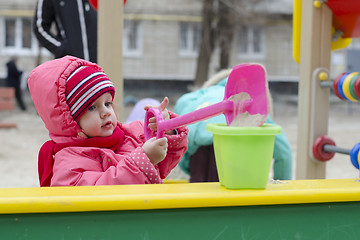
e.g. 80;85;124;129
102;121;113;128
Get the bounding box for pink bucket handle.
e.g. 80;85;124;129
144;108;165;140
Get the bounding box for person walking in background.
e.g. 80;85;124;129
33;0;98;63
6;57;26;111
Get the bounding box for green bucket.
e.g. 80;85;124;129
206;123;282;189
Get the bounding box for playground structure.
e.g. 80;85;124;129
2;0;360;239
1;179;360;239
311;71;360;167
97;0;124;113
294;0;360;179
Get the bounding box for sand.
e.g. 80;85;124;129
0;92;359;188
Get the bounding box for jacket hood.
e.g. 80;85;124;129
28;56;103;143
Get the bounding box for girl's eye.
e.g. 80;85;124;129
88;105;95;111
105;102;113;107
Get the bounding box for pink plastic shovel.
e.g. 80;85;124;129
144;63;269;140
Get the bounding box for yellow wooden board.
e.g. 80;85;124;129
1;179;360;214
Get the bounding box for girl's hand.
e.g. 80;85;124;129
142;137;168;165
144;97;175;135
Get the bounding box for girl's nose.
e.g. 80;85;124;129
100;106;111;118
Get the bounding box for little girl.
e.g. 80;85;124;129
28;56;188;187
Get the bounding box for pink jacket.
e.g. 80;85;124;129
28;56;188;186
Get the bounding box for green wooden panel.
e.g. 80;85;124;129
1;201;359;239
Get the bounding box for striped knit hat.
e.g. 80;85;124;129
65;66;115;122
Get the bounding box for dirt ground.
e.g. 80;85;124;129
0;92;359;188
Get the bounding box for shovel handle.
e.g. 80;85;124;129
144;99;251;141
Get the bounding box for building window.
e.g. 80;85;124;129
123;20;142;57
179;22;201;56
5;19;16;47
237;25;265;58
22;18;32;49
1;17;38;55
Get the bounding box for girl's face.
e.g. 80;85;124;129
78;93;117;137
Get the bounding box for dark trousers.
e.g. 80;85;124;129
189;145;219;183
14;85;26;111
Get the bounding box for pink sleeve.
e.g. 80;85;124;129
157;111;189;179
51;147;162;186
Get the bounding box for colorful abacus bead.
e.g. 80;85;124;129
350;143;360;169
349;73;360;101
354;75;360;99
313;136;336;162
342;72;359;102
337;73;349;100
333;72;360;102
333;73;347;101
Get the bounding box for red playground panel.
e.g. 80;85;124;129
326;0;360;38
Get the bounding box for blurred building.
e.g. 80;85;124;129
0;0;40;82
0;0;309;94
